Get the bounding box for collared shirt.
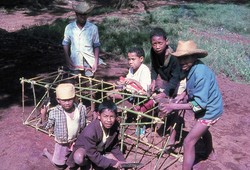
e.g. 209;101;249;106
150;47;181;97
100;121;110;143
45;103;87;144
72;119;125;169
186;60;223;120
62;21;101;69
126;63;151;92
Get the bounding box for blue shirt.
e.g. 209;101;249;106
186;60;223;120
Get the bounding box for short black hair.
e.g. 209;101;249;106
150;27;167;40
98;100;118;115
128;46;145;58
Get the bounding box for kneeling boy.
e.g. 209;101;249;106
42;83;87;169
67;100;126;170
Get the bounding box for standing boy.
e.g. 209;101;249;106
42;83;87;169
149;28;184;148
149;27;182;99
159;40;223;170
62;1;103;77
67;100;126;170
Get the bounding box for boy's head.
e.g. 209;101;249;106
150;27;169;54
97;100;118;130
56;83;76;111
73;2;94;26
127;46;145;72
171;40;208;71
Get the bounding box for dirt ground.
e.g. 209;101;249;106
0;1;250;170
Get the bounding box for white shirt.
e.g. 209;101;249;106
100;122;110;144
62;21;101;69
126;63;151;92
65;107;80;141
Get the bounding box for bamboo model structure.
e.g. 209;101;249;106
20;68;184;169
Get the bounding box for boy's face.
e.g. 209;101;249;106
98;109;117;130
128;52;143;71
178;55;197;72
76;12;88;26
151;36;169;54
57;98;74;112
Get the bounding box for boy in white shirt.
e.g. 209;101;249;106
108;46;151;99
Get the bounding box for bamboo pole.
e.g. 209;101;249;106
124;134;162;151
21;77;25;124
120;108;127;153
20;69;184;170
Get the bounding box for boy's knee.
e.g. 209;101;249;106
73;148;87;165
183;138;189;148
183;136;197;148
54;164;67;170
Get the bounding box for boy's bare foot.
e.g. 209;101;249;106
42;148;49;158
207;150;217;161
164;144;176;154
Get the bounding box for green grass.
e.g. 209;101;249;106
97;3;250;83
18;3;250;83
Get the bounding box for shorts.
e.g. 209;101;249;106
52;143;71;166
197;117;220;127
70;61;94;77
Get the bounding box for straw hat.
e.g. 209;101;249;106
72;1;95;14
171;40;208;58
56;83;75;99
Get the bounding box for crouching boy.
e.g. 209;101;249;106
67;100;126;170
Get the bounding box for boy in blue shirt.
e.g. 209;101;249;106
159;40;223;170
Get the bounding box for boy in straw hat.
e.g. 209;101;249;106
42;83;87;169
159;40;223;170
62;1;104;77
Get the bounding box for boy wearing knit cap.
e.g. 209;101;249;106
42;83;87;169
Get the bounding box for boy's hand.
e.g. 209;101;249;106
119;77;134;84
152;92;167;103
118;76;126;84
92;63;98;73
150;80;156;92
40;105;47;116
174;91;186;103
124;78;133;84
158;103;174;115
66;59;75;69
113;161;122;169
